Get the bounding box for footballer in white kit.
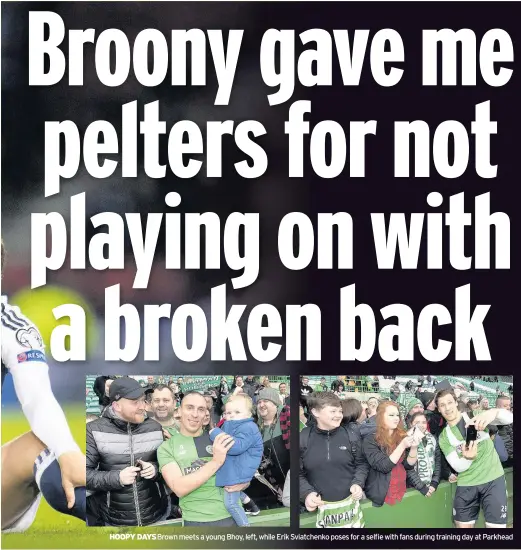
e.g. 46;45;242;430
1;296;86;532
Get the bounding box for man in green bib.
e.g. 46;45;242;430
158;391;247;526
436;389;513;528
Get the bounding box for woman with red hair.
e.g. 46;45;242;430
362;401;419;507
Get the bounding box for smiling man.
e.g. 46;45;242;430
158;391;248;526
436;389;513;529
150;385;178;436
86;377;168;526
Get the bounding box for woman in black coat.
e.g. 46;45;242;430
362;401;419;507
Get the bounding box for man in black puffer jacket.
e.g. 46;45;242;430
86;377;169;526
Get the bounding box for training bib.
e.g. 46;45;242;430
316;496;365;528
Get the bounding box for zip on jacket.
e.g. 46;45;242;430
327;432;330;461
128;423;142;527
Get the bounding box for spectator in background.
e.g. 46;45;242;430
467;399;480;412
93;375;115;414
260;377;271;390
300;377;314;410
367;397;379;420
202;409;214;432
150;385;178;437
331;375;345;393
390;382;401;401
279;382;289;406
299;405;308;430
144;388;155;419
362;401;419;508
341;398;364;433
168;383;181;406
487;425;509;463
149;385;182;520
253;387;290;508
145;376;156;392
316;377;328;392
243;376;258;400
231;375;245;395
397;394;424;427
175;378;185;401
219;376;230;397
204;392;221;427
333;381;346;397
359;402;368;423
470;381;475;392
481;397;490;410
496;395;513;467
405;412;441;499
86;378;169;526
419;391;445;438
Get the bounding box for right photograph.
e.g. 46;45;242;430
299;374;513;529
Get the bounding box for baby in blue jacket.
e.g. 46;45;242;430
210;393;264;526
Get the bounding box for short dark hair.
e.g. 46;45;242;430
181;390;207;404
435;389;457;408
409;411;427;426
309;391;341;412
153;384;174;397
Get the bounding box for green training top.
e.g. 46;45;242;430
157;431;230;523
438;418;504;487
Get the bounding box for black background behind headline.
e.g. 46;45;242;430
1;2;519;547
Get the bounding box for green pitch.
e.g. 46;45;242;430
2;406;289;549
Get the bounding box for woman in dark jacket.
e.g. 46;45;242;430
405;412;441;497
362;401;418;507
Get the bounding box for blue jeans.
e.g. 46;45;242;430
224;491;249;527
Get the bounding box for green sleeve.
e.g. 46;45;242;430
157;439;178;471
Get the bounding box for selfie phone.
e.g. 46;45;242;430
135;459;143;478
466;425;478;448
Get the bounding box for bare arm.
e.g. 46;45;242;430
389;440;407;464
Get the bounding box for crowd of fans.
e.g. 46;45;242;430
300;375;513;528
86;375;290;527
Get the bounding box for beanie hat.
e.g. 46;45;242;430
257;387;281;406
406;396;423;415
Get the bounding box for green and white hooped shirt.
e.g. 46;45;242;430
438;413;504;487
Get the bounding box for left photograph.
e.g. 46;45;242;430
85;374;291;528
